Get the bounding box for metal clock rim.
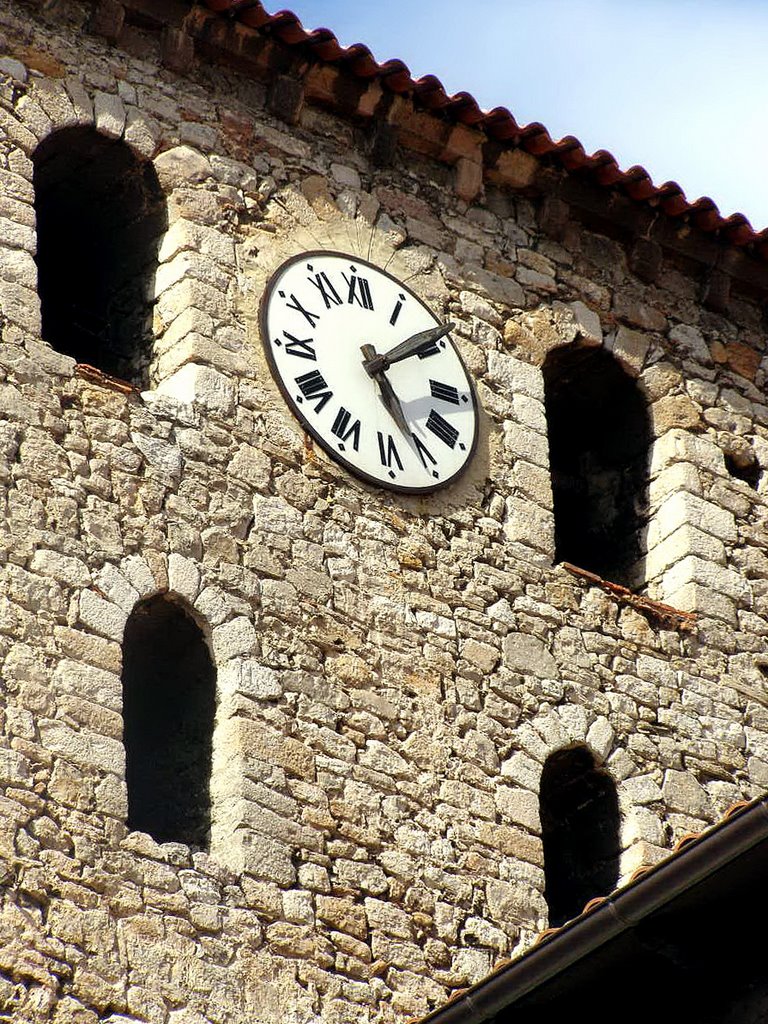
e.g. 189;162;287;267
259;249;480;496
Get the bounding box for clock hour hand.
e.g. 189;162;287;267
362;322;455;376
360;344;410;438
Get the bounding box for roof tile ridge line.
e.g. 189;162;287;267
203;0;761;240
415;793;768;1024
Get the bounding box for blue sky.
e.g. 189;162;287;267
285;0;768;231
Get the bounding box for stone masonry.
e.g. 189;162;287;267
1;1;768;1022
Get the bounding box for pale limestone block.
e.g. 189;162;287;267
487;351;544;401
414;609;457;638
0;748;30;785
662;556;750;605
662;769;712;817
500;750;541;790
1;170;34;204
557;704;589;744
649;461;702;503
669;322;711;365
486;878;546;926
226;833;295;886
168;553;201;603
568;299;602;344
0;280;41;332
157;305;214;351
365;898;413;939
460;290;503;327
509;395;546;437
622;806;664;846
650;428;723;476
460;638;499;673
32;77;77;127
93;564;140;614
154;145;212;189
0;247;37;288
502;421;550;468
38;719;125;774
336;858;388;895
609;324;649;376
65;77;94;124
648;491;736;548
158;219;236;267
0;57;27;83
502;633;556;679
360;740;412;779
526;717;566;756
462;730;500;772
130;432;183;479
586;716;615;761
123;107;159;158
619;773;663;807
15;95;52;139
298;863;330;893
487;598;515;626
156;278;228;324
0;106;37;153
212;616;258;662
79;590;128;642
51;660;122;712
218;659;282;700
503;495;554;554
494;786;540;832
95;774;128;817
229;444;271;490
462;916;509;951
620;840;668;878
30;549;91;587
439;780;495;819
645;524;726;581
157;364;236;416
0;216;35;253
93;90;126;139
121;556;158;597
252;494;303;536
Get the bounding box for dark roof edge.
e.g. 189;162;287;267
419;795;768;1024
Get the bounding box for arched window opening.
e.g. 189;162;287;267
543;345;651;587
33;127;166;387
540;745;620;928
122;594;215;847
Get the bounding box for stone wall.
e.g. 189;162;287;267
1;1;768;1022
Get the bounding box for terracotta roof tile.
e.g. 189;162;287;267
200;0;768;260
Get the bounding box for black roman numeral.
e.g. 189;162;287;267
331;407;361;452
426;409;459;449
429;380;460;405
342;268;374;310
308;270;342;309
280;331;316;361
295;370;333;413
390;293;406;326
377;432;404;479
285;292;321;328
412;433;438;477
417;339;440;359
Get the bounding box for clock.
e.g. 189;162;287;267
260;251;478;494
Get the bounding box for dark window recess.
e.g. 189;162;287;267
33;127;167;387
544;345;651;587
725;449;760;490
122;594;215;848
540;745;621;928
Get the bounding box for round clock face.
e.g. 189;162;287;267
261;251;478;494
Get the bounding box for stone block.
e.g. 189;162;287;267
502;633;556;678
157;364;236;416
93;90;126;139
662;556;750;605
648;491;736;548
645;524;726;581
267;76;304;125
650;429;723;476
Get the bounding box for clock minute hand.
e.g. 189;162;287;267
362;322;455;376
360;344;410;438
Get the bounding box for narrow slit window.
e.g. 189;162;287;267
543;346;651;587
122;594;215;848
540;745;621;927
33;126;166;387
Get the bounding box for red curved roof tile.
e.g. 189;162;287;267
201;0;764;255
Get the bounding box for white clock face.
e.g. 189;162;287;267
261;251;478;494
